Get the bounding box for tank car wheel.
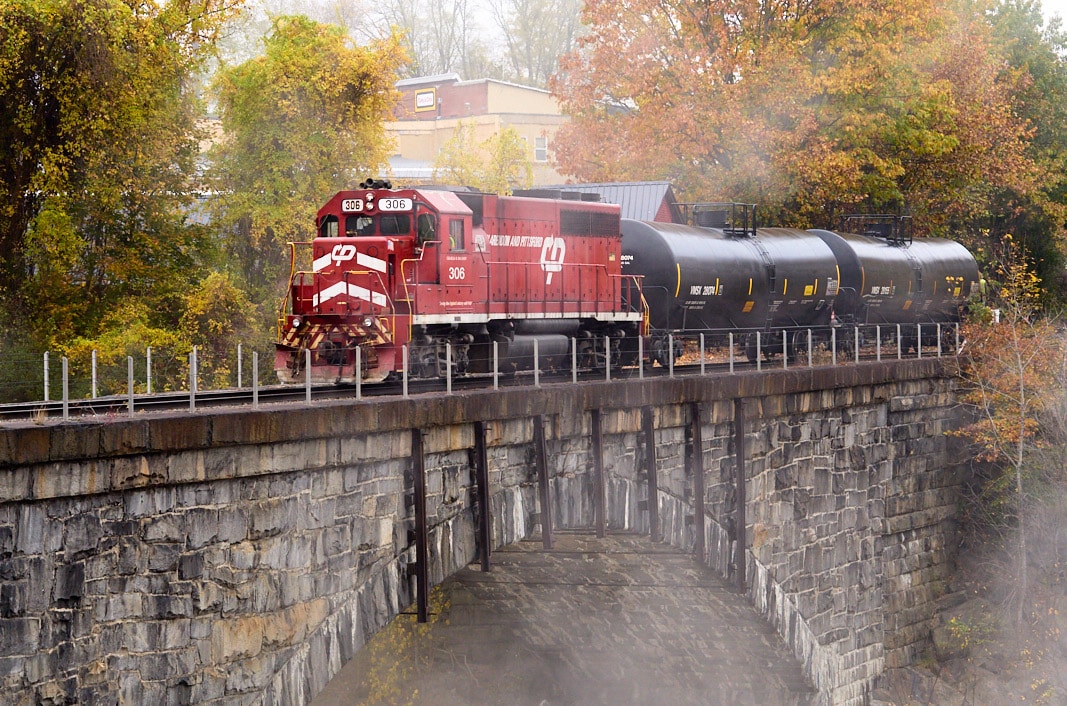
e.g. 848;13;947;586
838;328;855;359
744;334;760;363
788;331;807;362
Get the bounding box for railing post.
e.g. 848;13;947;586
403;345;410;397
91;350;97;399
782;333;788;369
446;342;453;394
237;343;243;389
807;329;813;367
571;337;577;384
127;356;134;415
252;352;259;409
533;338;540;388
832;328;837;366
917;324;923;359
355;347;362;400
638;335;644;379
937;323;942;357
305;348;312;404
756;331;762;371
668;334;674;378
493;340;499;390
897;324;902;360
855;327;860;364
62;357;69;420
876;326;881;361
189;346;197;411
955;323;961;354
44;352;49;402
146;347;152;395
700;333;706;375
605;335;611;382
729;333;735;373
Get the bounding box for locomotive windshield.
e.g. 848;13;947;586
318;213;412;238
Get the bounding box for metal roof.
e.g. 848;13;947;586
537;181;681;222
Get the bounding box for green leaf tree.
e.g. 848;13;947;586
209;15;407;301
0;0;238;330
432;121;534;194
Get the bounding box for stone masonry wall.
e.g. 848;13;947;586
0;359;964;706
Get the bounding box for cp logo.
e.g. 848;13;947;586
540;237;566;284
331;244;356;266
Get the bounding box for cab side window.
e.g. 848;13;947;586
319;215;339;238
417;213;437;245
449;219;465;251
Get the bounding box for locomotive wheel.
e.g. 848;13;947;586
651;336;671;367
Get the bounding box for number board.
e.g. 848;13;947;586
341;199;364;213
378;198;413;212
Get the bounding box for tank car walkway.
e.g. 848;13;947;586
311;532;816;706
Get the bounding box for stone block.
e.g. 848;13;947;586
211;615;264;662
144;514;184;544
147;543;182;573
124;487;176;518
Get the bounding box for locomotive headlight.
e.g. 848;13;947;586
362;316;375;328
292;316;303;329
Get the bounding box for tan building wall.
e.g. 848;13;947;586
387;75;566;185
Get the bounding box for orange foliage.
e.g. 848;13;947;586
959;245;1060;464
551;0;1045;226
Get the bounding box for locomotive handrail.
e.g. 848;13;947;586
276;241;314;337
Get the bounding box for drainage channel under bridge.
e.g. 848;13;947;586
311;531;815;706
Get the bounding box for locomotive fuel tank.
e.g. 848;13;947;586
621;220;841;333
810;229;981;324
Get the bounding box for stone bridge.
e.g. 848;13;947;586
0;359;965;705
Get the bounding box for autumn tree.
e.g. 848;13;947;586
958;239;1062;624
979;1;1067;300
209;15;406;301
551;0;1046;234
0;0;239;335
179;272;264;389
432;121;534;194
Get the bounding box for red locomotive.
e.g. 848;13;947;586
275;179;646;383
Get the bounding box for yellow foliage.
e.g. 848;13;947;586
432;121;534;194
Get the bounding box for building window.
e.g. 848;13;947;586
534;136;548;163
